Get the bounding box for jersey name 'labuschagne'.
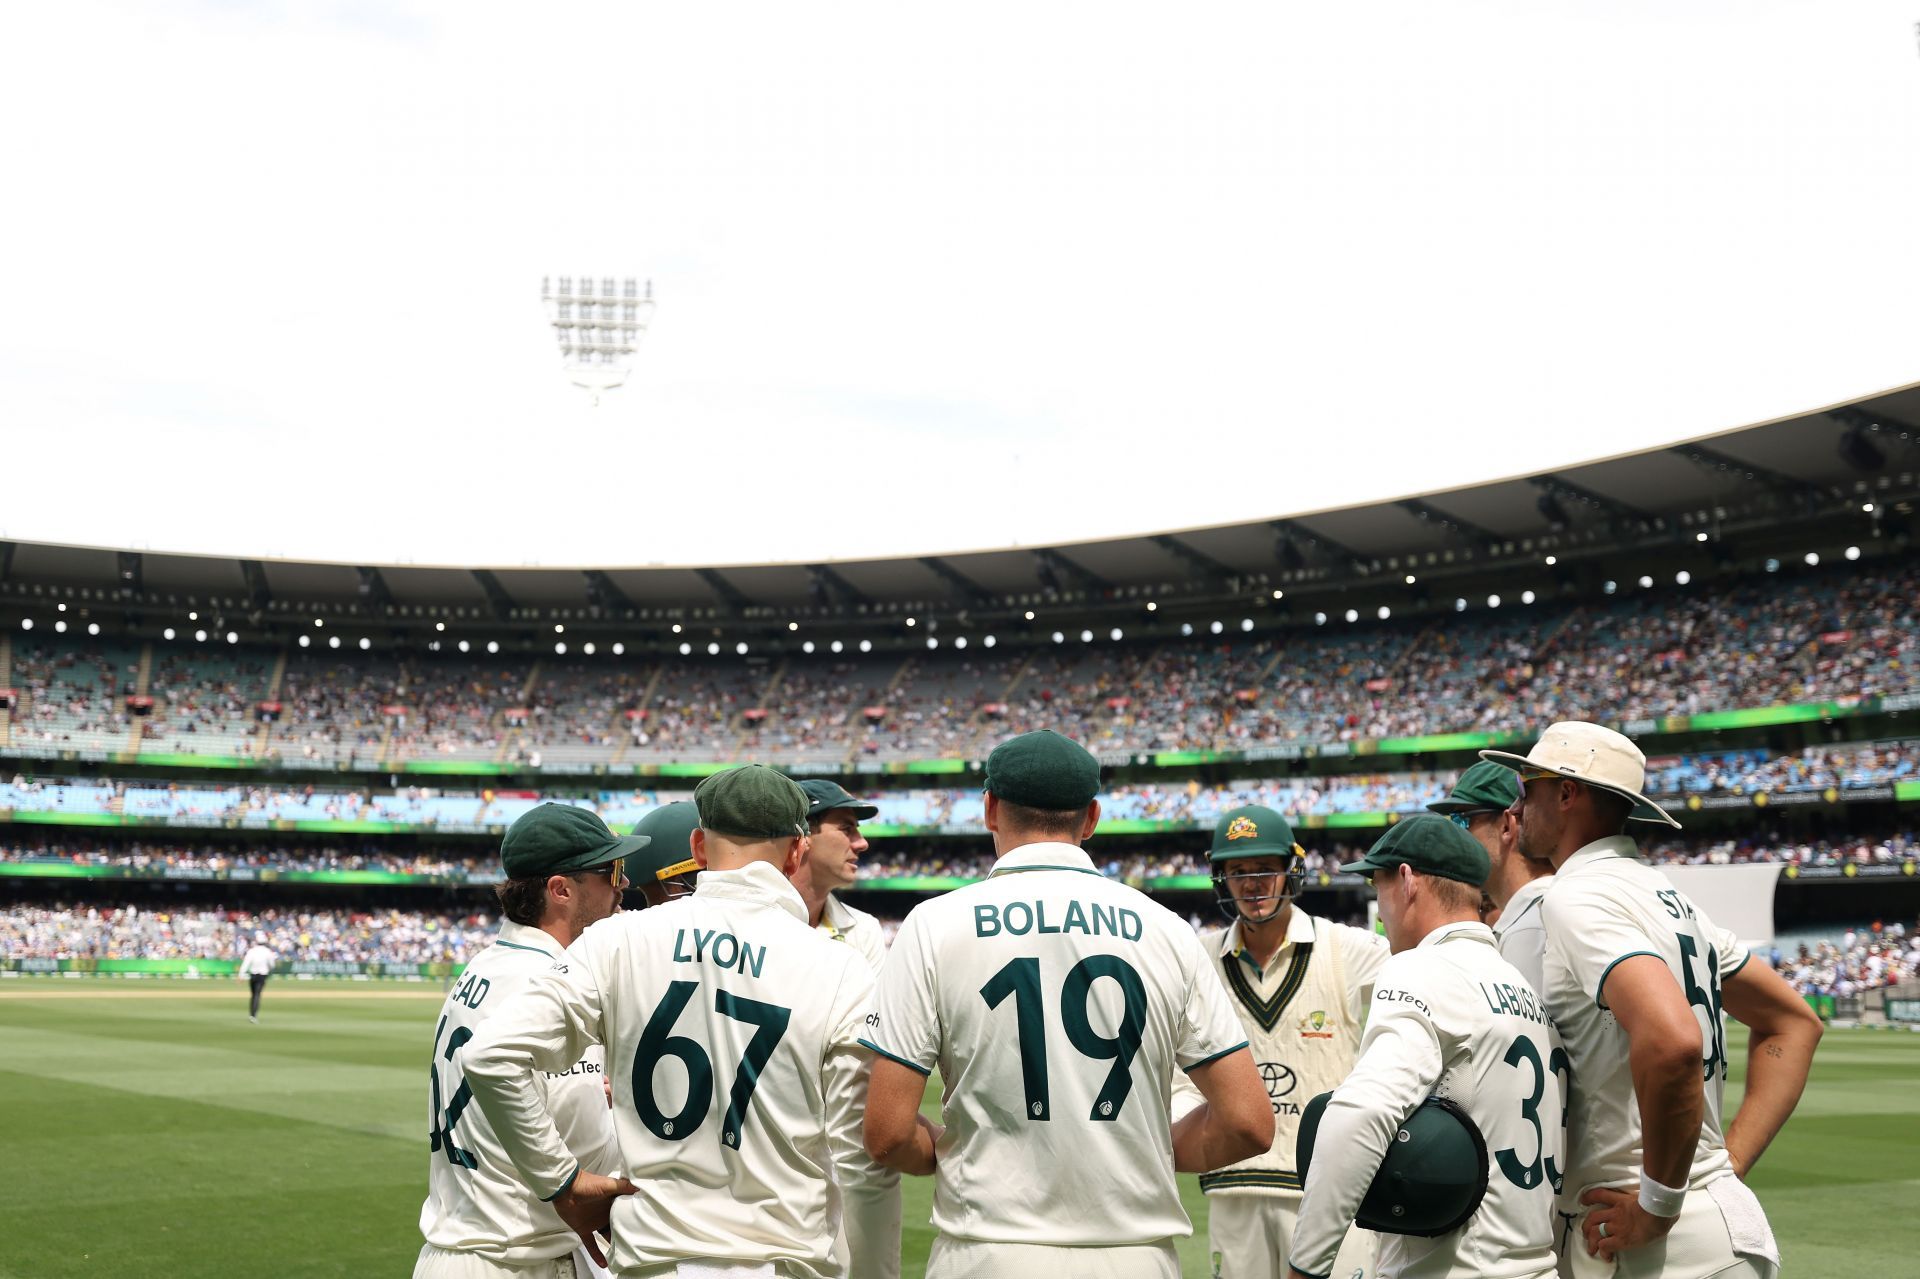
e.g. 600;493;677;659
1539;837;1752;1202
1291;922;1559;1279
1178;909;1388;1196
862;842;1248;1247
462;862;876;1278
420;920;618;1263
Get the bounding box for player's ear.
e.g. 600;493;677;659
1079;799;1101;842
983;792;1001;833
691;827;710;869
782;835;808;878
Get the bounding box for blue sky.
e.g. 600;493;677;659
2;1;1917;567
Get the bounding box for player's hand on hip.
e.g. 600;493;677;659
553;1171;639;1266
1580;1186;1677;1261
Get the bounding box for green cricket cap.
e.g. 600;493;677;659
1425;761;1521;816
630;801;701;884
694;765;810;840
983;730;1101;811
500;803;650;879
1209;804;1301;864
1341;814;1491;887
798;779;879;821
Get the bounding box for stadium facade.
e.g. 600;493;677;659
2;383;1918;1008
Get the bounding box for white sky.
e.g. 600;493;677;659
2;1;1918;568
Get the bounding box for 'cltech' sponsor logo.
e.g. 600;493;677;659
1258;1060;1302;1116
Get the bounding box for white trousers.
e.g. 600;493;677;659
414;1243;610;1279
1557;1178;1779;1279
925;1236;1181;1279
1206;1194;1375;1279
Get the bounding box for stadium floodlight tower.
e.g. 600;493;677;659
541;275;655;405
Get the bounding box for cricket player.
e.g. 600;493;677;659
1288;815;1560;1279
239;929;275;1023
415;803;642;1279
794;778;902;1279
1486;722;1823;1279
1426;763;1546;989
862;730;1273;1279
629;801;701;905
463;765;884;1278
1173;804;1388;1279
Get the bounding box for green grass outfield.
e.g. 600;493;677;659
0;977;1913;1278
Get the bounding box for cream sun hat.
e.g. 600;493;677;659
1480;720;1681;830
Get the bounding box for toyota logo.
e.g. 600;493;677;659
1258;1061;1297;1099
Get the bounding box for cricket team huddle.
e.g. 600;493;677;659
412;721;1822;1279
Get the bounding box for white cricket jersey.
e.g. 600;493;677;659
819;890;902;1279
1290;922;1559;1279
821;892;889;972
1173;909;1388;1196
1538;837;1753;1204
1493;877;1552;997
462;862;876;1278
239;945;276;976
862;842;1248;1247
419;921;619;1264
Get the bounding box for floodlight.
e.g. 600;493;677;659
1377;606;1391;620
542;276;656;405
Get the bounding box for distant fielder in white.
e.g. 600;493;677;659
862;730;1273;1279
413;803;640;1279
1288;815;1560;1279
463;766;884;1278
239;930;275;1023
1486;723;1823;1279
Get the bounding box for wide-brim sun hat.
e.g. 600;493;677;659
1480;721;1681;830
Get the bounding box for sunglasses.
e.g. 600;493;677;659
1447;809;1507;830
593;857;628;889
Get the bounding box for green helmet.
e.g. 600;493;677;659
1296;1091;1490;1238
1209;805;1306;923
629;802;701;898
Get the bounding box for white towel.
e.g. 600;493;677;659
1707;1175;1781;1269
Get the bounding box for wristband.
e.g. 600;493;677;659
1637;1170;1687;1218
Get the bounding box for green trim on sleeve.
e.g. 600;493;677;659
858;1038;931;1077
1198;1168;1303;1192
495;939;557;959
540;1164;580;1202
1595;950;1663;1010
1287;1263;1332;1279
1182;1041;1250;1073
1723;949;1753;980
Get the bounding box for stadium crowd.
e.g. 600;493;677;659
0;902;493;965
5;561;1918;766
2;733;1913;835
1776;923;1920;999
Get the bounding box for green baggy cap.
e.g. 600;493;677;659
983;730;1100;810
798;778;879;821
694;765;810;840
501;803;650;879
1209;804;1301;864
1341;814;1491;887
631;801;701;884
1425;760;1521;816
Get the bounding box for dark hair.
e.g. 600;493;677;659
1589;787;1635;834
493;876;549;926
998;800;1089;841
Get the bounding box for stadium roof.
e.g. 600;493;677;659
3;382;1915;624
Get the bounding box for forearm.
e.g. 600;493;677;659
1170;1102;1263;1173
871;1114;938;1176
840;1174;904;1279
1630;1041;1702;1188
1725;1023;1818;1175
1288;1090;1401;1278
